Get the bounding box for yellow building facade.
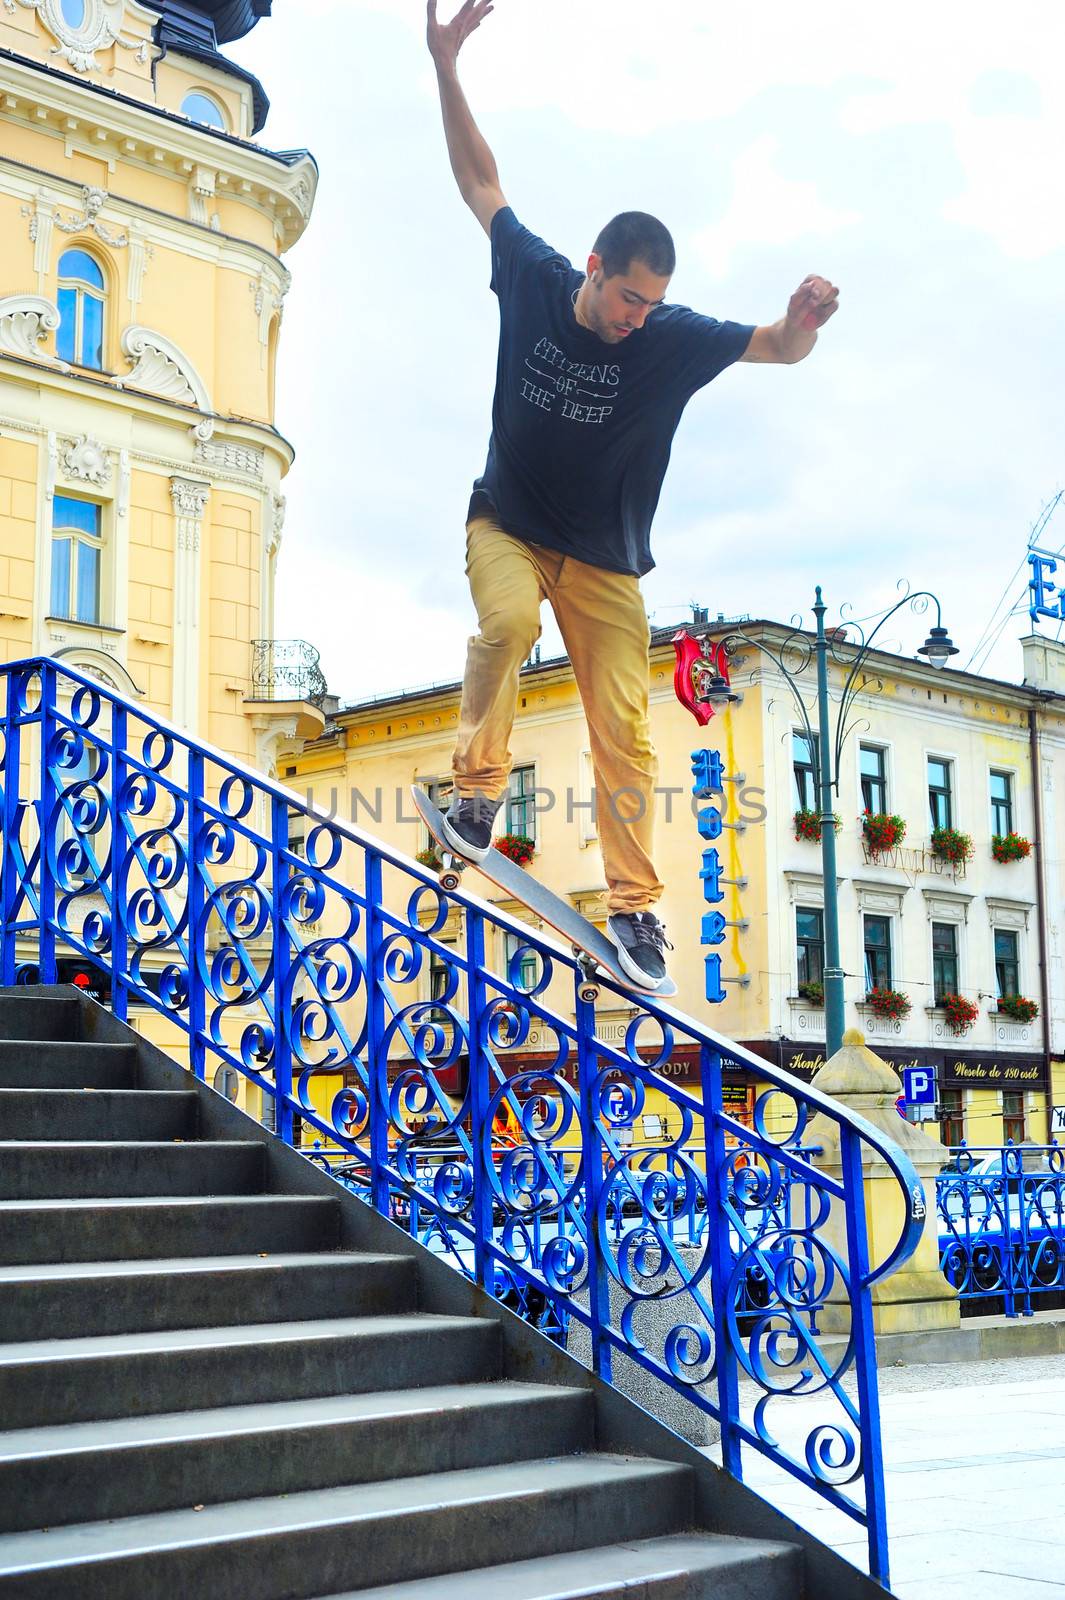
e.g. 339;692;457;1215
0;0;324;1093
287;621;1065;1155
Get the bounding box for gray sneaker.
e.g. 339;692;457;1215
440;793;504;863
606;911;673;991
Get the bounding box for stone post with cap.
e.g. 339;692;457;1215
807;1027;959;1336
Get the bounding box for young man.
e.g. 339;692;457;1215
427;0;839;992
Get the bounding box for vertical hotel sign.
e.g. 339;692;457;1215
1029;547;1065;625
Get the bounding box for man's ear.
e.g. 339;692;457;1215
586;251;604;284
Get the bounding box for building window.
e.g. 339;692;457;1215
506;764;536;844
57;248;105;370
424;776;454;853
428;942;457;1024
61;0;86;25
994;929;1020;999
1003;1091;1026;1145
50;494;102;624
860;745;887;814
793;731;817;811
990;770;1014;836
927;757;953;831
864;915;892;991
932;922;959;1003
796;906;824;989
940;1088;964;1148
504;931;538;994
181;90;226;129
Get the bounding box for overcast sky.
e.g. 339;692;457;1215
230;1;1064;707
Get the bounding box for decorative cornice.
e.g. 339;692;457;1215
0;50;316;250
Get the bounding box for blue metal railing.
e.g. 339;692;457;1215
938;1141;1065;1316
0;657;925;1587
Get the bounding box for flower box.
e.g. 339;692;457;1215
996;994;1039;1023
991;832;1032;864
797;980;824;1006
866;986;912;1020
495;833;535;867
416;846;444;872
793;809;841;843
862;811;907;854
930;827;974;866
940;992;979;1034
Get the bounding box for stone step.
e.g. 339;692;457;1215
0;1313;502;1429
0;1193;339;1265
0;1250;416;1341
0;1087;197;1141
0;1039;138;1089
315;1532;803;1600
0;1381;593;1533
0;1139;265;1199
0;994;81;1042
0;1454;692;1600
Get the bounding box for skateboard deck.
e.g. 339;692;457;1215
411;786;677;1000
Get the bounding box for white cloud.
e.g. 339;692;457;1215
693;135;861;279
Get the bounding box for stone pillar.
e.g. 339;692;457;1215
170;478;209;731
807;1027;959;1336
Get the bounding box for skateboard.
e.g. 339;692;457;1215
411;786;677;1001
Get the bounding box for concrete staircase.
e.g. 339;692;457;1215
0;987;882;1598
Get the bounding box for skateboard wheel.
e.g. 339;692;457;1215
440;870;462;892
579;982;600;1003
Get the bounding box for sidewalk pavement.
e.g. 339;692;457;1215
705;1351;1065;1598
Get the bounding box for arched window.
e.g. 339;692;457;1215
181;91;226;130
60;0;86;25
57;249;105;370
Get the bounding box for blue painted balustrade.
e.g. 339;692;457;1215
0;657;925;1586
938;1141;1065;1316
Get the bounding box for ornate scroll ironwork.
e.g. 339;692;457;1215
938;1141;1065;1316
0;656;925;1587
250;639;328;708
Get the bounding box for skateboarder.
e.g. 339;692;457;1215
426;0;839;992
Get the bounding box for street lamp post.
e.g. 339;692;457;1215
719;586;958;1059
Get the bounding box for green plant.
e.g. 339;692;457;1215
866;986;912;1019
495;833;535;867
797;980;824;1005
930;826;974;866
862;811;907;854
992;832;1032;864
793;809;841;843
416;846;443;871
940;992;979;1033
997;993;1039;1023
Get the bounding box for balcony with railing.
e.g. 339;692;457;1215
244;638;329;744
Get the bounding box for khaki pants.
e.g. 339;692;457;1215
452;515;663;915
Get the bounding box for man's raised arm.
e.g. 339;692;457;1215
427;1;507;235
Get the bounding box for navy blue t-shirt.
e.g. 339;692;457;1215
469;207;755;577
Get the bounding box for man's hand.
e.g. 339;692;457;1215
427;0;494;74
788;274;839;334
740;274;840;364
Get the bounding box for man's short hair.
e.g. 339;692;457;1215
593;212;676;280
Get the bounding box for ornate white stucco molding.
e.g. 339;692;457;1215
267;493;286;559
195;437;264;480
3;0;151;73
51;185;128;247
0;295;65;365
114;327;214;437
59;434;112;487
